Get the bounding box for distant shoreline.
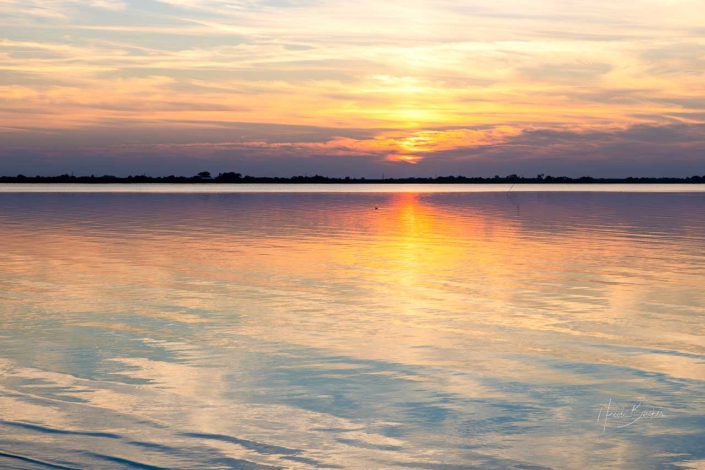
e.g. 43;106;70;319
1;174;704;184
3;183;704;194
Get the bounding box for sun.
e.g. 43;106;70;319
386;154;423;164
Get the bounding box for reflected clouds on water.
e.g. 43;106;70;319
0;188;704;469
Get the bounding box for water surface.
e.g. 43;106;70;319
0;188;704;469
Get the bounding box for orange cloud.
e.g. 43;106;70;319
105;127;523;164
0;0;704;174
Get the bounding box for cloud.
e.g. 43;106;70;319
0;0;126;20
0;0;704;174
1;120;703;177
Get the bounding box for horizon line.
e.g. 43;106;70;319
1;173;705;184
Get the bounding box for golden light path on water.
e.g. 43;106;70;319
0;186;703;469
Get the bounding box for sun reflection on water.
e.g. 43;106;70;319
0;190;703;469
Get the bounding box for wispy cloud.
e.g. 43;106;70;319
0;0;703;175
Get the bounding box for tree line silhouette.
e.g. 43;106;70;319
1;172;704;184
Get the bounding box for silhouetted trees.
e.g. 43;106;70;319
215;172;242;182
0;173;703;184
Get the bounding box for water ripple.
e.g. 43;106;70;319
0;189;703;468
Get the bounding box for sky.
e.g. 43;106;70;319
0;0;704;177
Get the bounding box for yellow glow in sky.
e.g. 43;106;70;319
0;0;704;175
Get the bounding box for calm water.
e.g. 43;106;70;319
0;186;704;469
